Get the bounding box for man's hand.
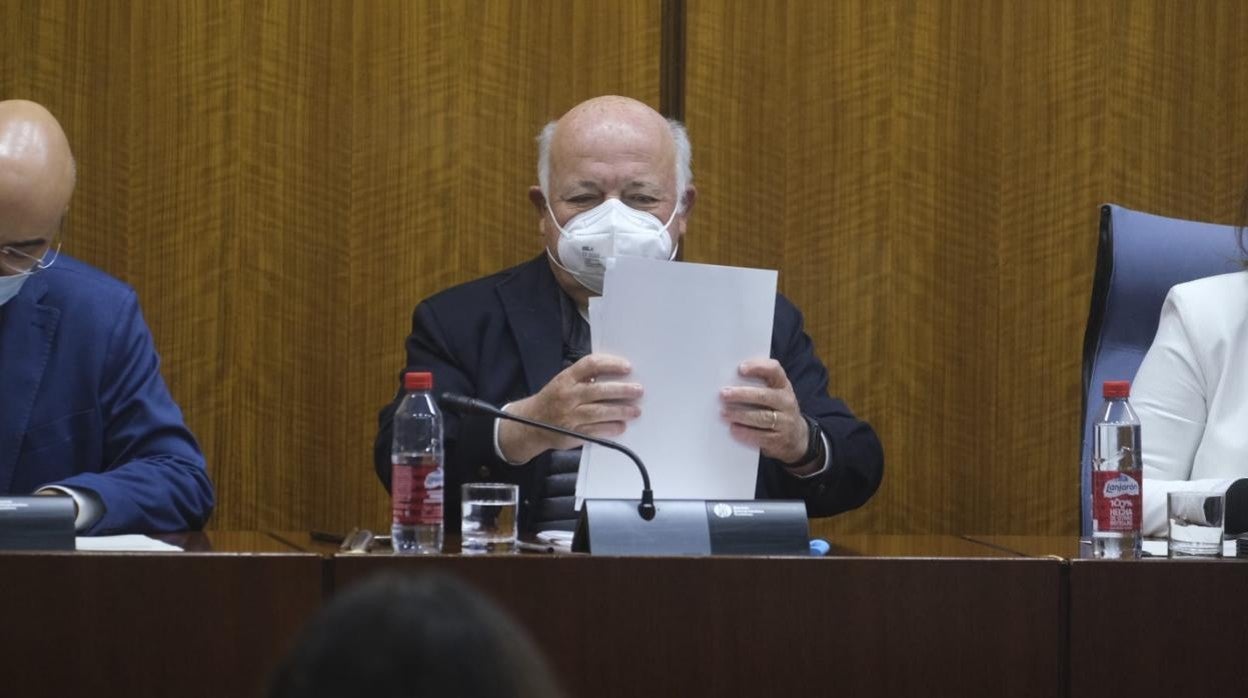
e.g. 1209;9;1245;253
719;359;815;472
498;354;643;463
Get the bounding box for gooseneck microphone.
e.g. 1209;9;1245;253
437;392;656;521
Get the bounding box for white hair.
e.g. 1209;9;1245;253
536;117;692;212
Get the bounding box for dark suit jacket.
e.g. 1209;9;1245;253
375;255;883;532
0;256;214;534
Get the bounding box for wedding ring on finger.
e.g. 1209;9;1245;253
768;409;778;431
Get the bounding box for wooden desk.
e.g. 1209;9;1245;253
963;534;1084;559
37;532;1234;698
1068;556;1248;698
824;532;1024;557
967;534;1248;698
0;531;323;698
330;535;1065;698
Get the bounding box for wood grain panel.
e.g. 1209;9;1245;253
687;0;1248;534
879;0;1004;533
8;0;1247;536
126;1;244;529
336;554;1064;698
342;0;662;533
2;544;323;698
994;0;1248;534
993;2;1110;534
1;0;660;533
1070;560;1248;698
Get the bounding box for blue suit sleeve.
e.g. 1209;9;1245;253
45;292;214;534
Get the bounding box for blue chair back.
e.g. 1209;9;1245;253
1080;204;1243;535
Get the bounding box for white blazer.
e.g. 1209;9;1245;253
1133;271;1248;535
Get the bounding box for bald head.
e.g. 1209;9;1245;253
553;96;675;181
529;95;696;305
537;96;692;209
0;100;76;253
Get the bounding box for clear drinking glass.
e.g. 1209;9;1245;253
461;482;519;554
1167;491;1225;558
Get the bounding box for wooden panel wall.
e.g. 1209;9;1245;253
0;0;661;531
686;0;1248;534
5;0;1246;536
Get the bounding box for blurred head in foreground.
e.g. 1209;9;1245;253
270;572;564;698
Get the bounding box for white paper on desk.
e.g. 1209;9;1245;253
576;256;777;504
75;535;183;552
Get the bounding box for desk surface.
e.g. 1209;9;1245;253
1066;551;1248;698
327;535;1062;698
1;530;323;698
276;529;1026;558
157;529;312;553
5;531;1246;698
963;534;1084;558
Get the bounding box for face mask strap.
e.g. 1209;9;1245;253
38;241;62;270
546;195;681;234
544;245;604;294
544;244;575;276
0;240;61;276
542;197;600;290
541;196;584;279
544;196;566;236
660;197;682;231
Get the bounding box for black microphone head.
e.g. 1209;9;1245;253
437;392;469;412
437;392;494;415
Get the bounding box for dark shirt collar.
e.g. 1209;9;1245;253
559;290;591;369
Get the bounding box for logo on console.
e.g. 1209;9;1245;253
712;503;734;519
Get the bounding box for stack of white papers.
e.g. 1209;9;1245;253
75;535;184;552
576;256;777;504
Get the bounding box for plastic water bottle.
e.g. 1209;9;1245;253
1090;380;1142;559
391;371;444;554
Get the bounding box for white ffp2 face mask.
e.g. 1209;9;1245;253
0;270;31;306
0;243;57;305
546;197;678;293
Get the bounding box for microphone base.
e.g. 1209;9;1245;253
571;499;809;556
0;496;76;551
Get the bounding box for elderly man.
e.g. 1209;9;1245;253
0;99;213;534
375;95;882;533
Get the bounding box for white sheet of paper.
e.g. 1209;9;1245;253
575;296;609;503
577;256;777;502
75;535;183;552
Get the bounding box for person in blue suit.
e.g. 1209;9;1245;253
375;96;882;533
0;99;213;534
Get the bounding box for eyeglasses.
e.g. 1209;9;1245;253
0;218;65;275
0;240;61;275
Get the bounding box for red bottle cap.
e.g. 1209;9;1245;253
1102;380;1130;399
404;372;433;391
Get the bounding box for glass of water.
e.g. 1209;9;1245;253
461;482;519;554
1167;491;1225;558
